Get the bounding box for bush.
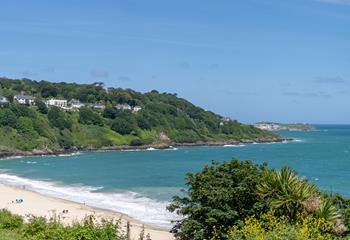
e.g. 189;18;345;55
102;106;117;119
0;109;17;127
111;118;136;135
213;212;334;240
0;210;23;230
78;107;103;126
15;117;37;136
22;216;122;240
48;107;72;130
36;100;48;114
130;138;144;146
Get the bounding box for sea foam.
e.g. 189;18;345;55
0;173;178;229
223;144;246;147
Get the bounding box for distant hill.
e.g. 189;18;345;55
254;122;316;131
0;77;282;154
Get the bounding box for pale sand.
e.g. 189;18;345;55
0;183;174;240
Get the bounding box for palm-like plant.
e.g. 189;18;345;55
257;166;318;221
315;198;341;223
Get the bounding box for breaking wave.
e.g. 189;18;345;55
0;173;177;229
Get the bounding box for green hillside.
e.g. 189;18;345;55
0;77;281;153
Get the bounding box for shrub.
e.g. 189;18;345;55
111;118;136;135
36;100;48;114
0;109;17;127
212;212;334;240
257;166;318;221
79;107;103;126
21;215;125;240
130;138;144;146
48;107;72;130
0;210;23;230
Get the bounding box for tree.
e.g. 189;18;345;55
137;115;151;130
167;159;267;240
41;85;59;98
111;119;136;135
48;107;72;130
257;166;318;221
36;100;48;114
102;106;117;119
15;117;37;136
0;109;17;127
78;107;103;126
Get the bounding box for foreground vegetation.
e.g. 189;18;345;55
0;78;279;152
168;160;350;240
0;210;151;240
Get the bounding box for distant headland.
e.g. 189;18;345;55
254;122;316;131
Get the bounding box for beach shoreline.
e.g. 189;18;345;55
0;183;174;240
0;137;291;159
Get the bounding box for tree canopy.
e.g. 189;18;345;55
0;77;280;152
169;160;350;240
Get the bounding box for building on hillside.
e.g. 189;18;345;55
14;95;35;105
46;99;68;108
0;95;9;104
220;117;231;126
133;106;142;112
69;99;84;109
115;104;132;110
93;103;106;110
254;123;280;131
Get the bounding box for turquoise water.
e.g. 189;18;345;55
0;125;349;228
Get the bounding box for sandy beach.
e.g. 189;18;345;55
0;183;174;240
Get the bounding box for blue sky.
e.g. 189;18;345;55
1;0;349;123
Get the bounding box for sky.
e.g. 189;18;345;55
1;0;350;124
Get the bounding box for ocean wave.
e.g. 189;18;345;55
165;147;178;151
57;152;82;157
223;144;246;147
146;147;157;151
249;139;304;146
121;147;162;152
23;161;37;164
0;156;23;160
121;149;142;152
0;173;177;229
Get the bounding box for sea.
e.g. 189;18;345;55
0;124;349;229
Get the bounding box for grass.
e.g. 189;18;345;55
0;229;23;240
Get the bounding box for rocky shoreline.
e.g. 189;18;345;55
0;137;292;159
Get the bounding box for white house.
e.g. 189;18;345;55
69;99;84;109
220;117;231;126
0;95;9;104
115;104;132;110
14;95;35;105
93;103;106;110
133;106;142;112
46;99;67;108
